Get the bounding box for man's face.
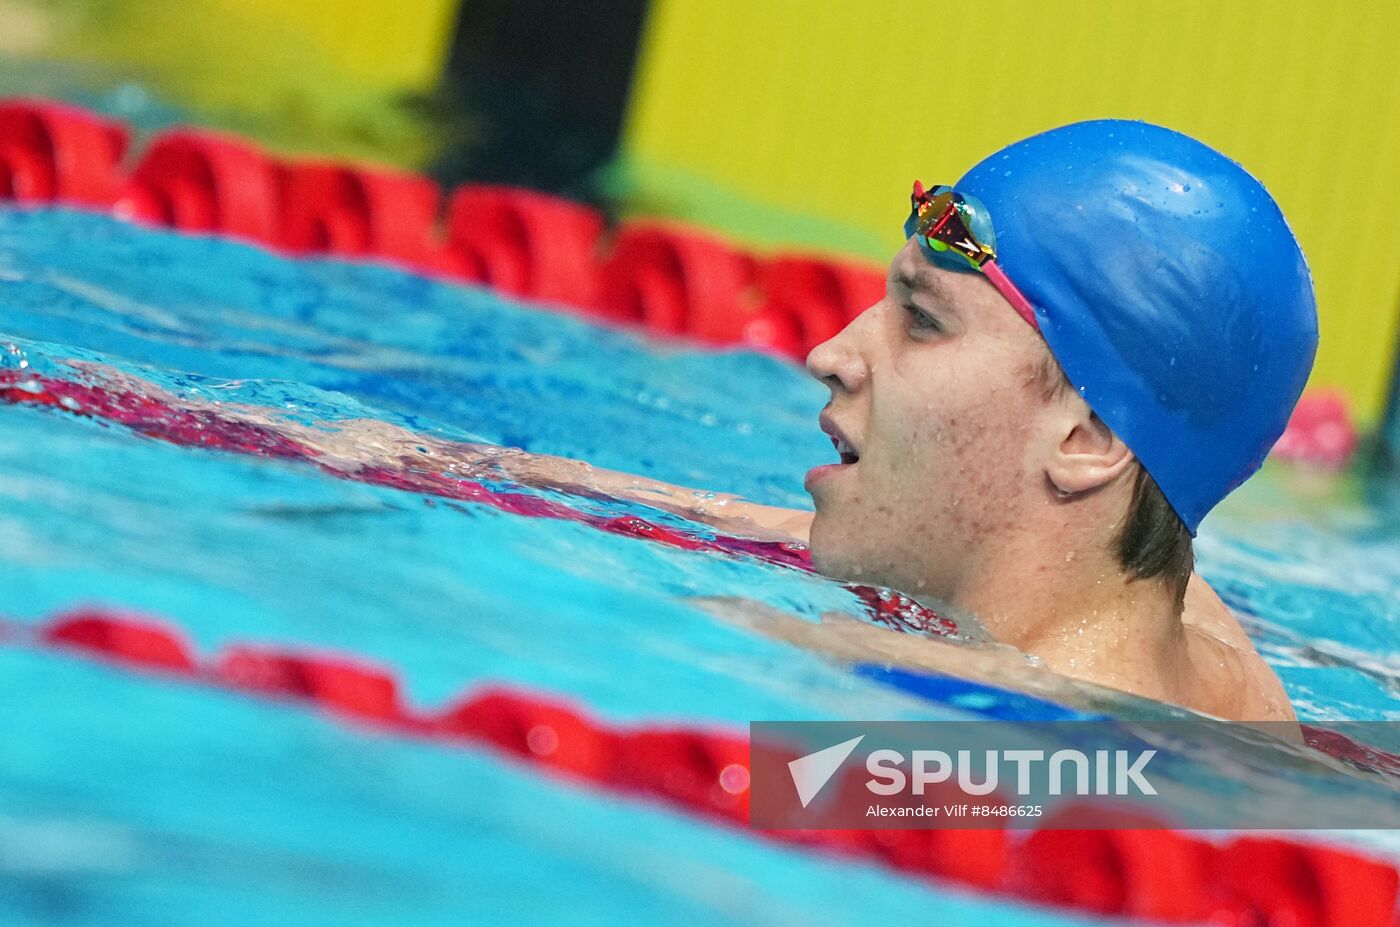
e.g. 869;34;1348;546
804;239;1057;601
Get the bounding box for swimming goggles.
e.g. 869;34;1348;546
904;181;1039;330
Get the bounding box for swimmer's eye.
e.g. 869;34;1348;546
903;303;943;334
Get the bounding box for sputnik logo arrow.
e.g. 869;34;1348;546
788;735;865;808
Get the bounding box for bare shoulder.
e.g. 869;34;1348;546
689;596;1092;708
1181;574;1297;725
1181;573;1253;648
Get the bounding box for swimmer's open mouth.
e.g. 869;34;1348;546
819;412;860;465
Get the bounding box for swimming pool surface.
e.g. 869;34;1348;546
3;207;1399;924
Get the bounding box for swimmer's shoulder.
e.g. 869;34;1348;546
1181;574;1297;726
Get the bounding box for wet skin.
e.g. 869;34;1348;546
803;240;1059;603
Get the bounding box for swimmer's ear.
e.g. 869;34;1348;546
1044;406;1135;496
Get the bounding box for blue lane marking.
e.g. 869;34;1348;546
853;664;1100;721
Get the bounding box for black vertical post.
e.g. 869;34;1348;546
433;0;651;203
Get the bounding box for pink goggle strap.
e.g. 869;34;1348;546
981;260;1039;330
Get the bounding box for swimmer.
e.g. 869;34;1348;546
272;122;1321;724
489;121;1315;725
64;121;1317;725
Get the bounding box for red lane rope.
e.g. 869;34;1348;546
0;98;883;362
0;98;1357;466
0;369;952;635
6;606;1397;926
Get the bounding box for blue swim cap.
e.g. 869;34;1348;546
955;120;1317;533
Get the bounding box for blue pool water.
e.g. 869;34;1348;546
2;207;1398;924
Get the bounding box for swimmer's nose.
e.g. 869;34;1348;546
806;324;868;394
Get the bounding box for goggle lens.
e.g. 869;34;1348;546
903;181;1039;330
904;184;999;271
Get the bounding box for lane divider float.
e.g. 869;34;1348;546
0;98;881;362
6;606;1396;927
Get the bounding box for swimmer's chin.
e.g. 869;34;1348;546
807;539;885;588
803;524;842;578
807;518;859;580
807;512;873;576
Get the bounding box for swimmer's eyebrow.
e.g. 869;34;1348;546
891;265;957;313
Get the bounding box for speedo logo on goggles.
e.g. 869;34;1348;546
904;181;1039;330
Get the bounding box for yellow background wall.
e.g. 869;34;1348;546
198;0;458;93
624;0;1400;423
